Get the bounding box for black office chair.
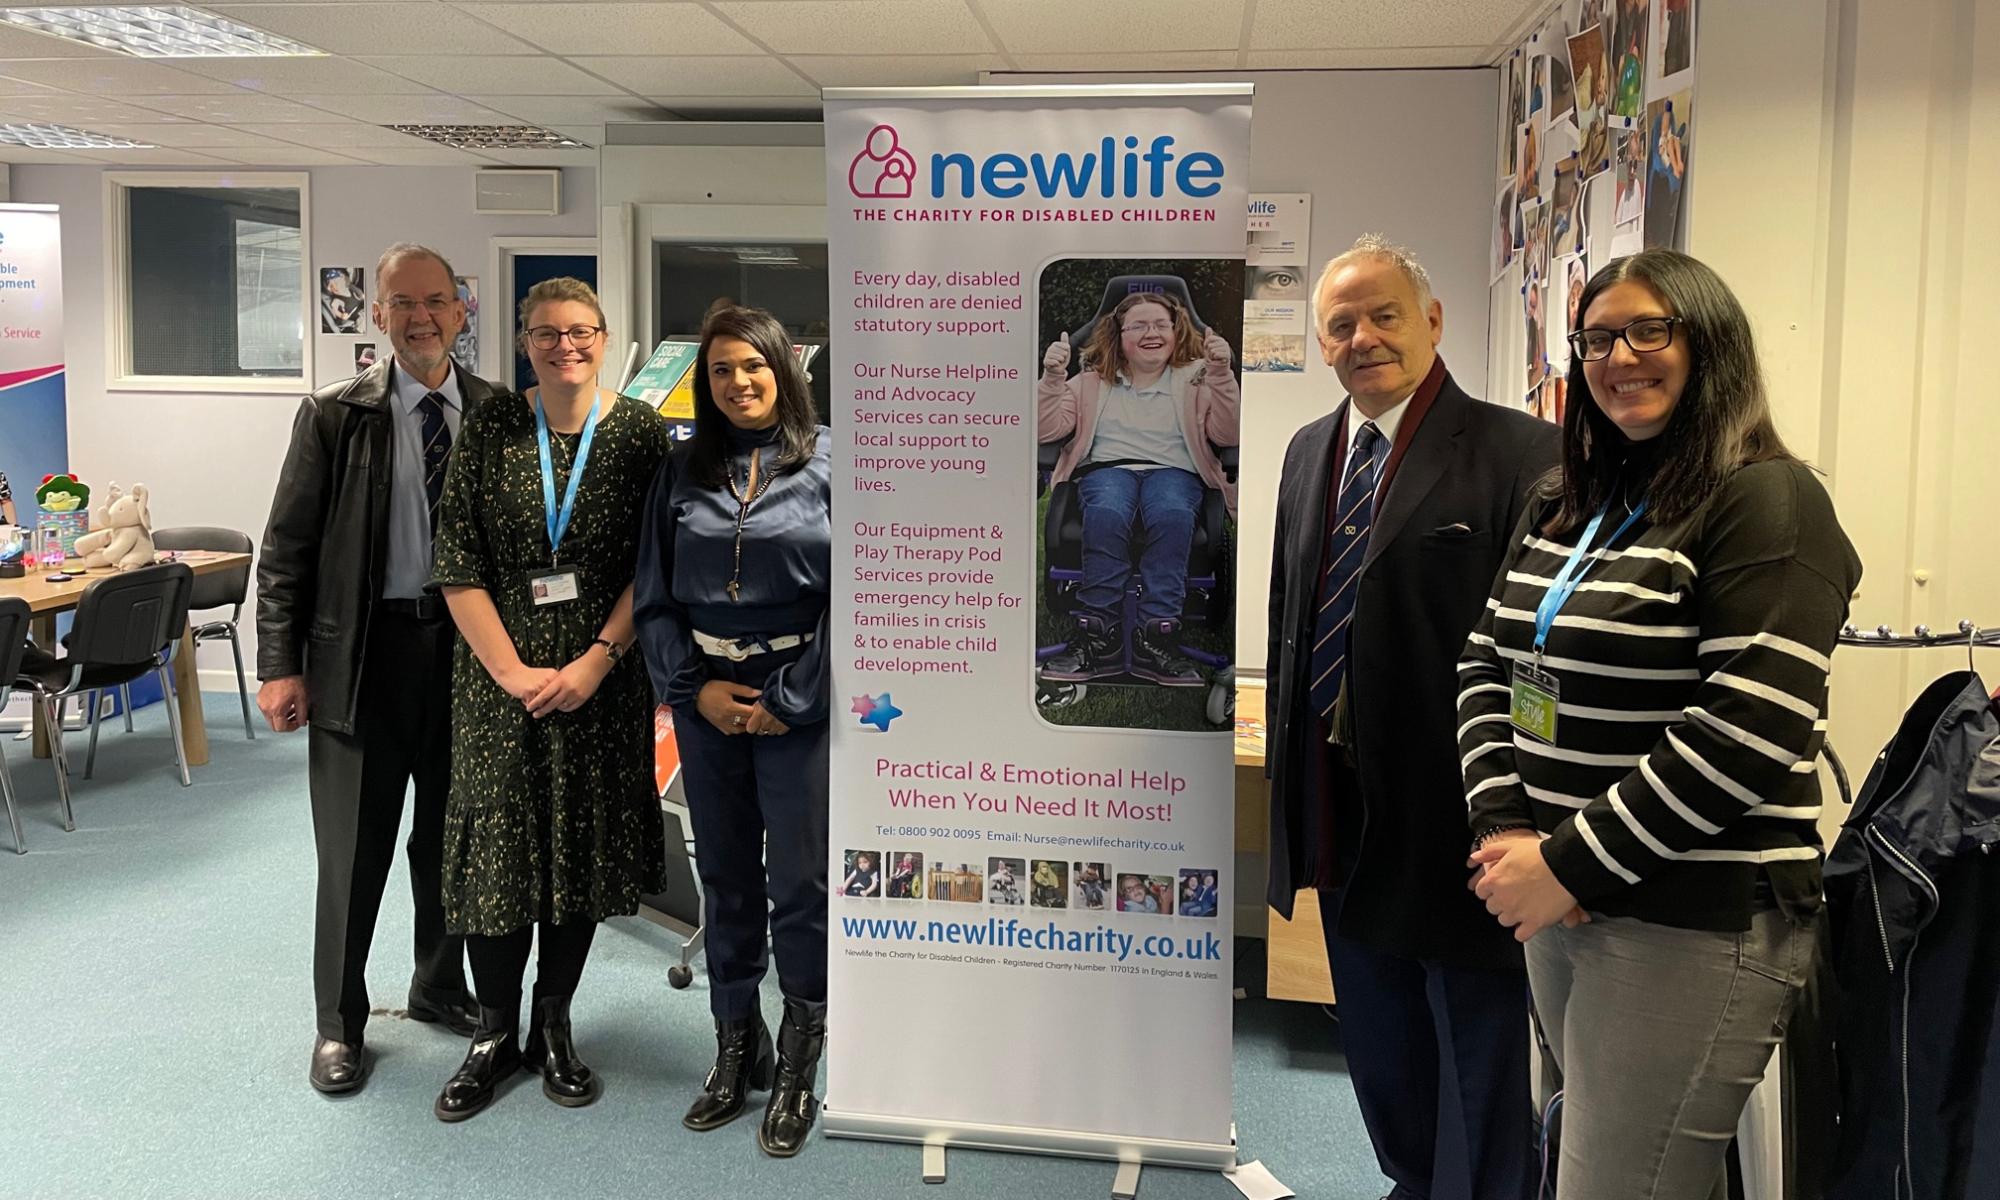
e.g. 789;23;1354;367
151;526;256;740
17;563;196;823
0;596;31;853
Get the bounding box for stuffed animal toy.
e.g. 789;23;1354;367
72;483;155;571
35;473;89;513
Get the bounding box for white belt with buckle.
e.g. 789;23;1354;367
693;630;814;661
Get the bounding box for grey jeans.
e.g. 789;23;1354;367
1525;905;1813;1200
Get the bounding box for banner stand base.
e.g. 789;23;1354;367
825;1107;1237;1185
1111;1159;1142;1199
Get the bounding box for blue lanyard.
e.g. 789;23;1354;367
1533;497;1648;659
534;393;601;562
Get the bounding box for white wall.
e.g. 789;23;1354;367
994;70;1500;673
10;164;597;683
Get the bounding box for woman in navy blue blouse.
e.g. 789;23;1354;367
634;306;831;1158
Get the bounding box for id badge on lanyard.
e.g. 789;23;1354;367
1511;497;1648;743
529;393;601;607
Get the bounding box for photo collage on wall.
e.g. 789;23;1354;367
1497;0;1697;424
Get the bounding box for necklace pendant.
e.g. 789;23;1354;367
726;579;741;602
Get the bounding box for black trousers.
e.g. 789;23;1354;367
308;610;469;1044
675;644;830;1022
466;922;597;1015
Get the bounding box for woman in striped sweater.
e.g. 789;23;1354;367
1458;249;1861;1199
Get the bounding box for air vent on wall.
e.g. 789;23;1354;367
473;168;561;217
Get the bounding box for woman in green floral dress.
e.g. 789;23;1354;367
429;277;671;1122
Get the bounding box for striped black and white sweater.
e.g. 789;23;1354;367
1457;457;1862;929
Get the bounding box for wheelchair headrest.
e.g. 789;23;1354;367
1067;274;1211;359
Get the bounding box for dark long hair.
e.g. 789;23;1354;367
1545;249;1792;532
684;306;819;488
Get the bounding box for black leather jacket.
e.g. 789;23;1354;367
255;359;498;735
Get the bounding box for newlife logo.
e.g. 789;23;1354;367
848;123;1225;202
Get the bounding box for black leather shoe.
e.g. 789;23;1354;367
407;993;479;1038
684;1015;775;1131
1041;614;1120;682
433;1005;521;1123
758;999;826;1158
522;994;600;1107
1132;619;1203;686
309;1037;366;1095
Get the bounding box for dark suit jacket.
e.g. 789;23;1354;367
255;358;498;735
1265;370;1559;971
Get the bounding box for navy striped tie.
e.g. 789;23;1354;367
1309;421;1382;720
416;391;451;534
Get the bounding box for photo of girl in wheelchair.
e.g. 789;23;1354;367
1037;288;1240;695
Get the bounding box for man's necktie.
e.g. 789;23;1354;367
416;391;451;534
1308;421;1383;720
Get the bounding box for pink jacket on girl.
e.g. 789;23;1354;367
1037;362;1240;517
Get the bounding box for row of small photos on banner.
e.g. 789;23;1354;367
1498;0;1697;422
839;851;1222;917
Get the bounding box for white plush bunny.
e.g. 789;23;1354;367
73;483;154;571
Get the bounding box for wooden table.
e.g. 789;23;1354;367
2;550;251;767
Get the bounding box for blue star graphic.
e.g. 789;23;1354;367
859;694;904;732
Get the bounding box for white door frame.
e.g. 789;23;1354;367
486;235;599;390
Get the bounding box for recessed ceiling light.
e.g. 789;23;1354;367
0;6;324;58
386;125;592;151
0;121;153;148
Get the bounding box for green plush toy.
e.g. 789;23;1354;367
36;473;90;513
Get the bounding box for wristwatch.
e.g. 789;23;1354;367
592;638;624;663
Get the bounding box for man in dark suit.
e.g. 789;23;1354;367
1266;236;1559;1200
258;243;497;1094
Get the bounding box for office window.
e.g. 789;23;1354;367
108;173;310;390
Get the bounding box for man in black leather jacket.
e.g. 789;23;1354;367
256;243;497;1095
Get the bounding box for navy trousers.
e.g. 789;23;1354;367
1321;886;1537;1200
675;646;830;1022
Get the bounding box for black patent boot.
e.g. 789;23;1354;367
1041;614;1120;682
684;1014;775;1131
433;1004;521;1123
758;999;827;1158
1132;619;1203;686
523;994;600;1107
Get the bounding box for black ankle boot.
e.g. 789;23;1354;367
684;1014;775;1131
1132;619;1203;686
758;999;826;1158
1042;614;1120;682
433;1004;521;1123
522;994;599;1107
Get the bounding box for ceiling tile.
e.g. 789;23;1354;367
358;54;624;96
0;23;121;59
980;0;1243;55
72;123;303;149
0;78;62;98
203;3;538;55
75;147;235;165
469;146;597;167
170;55;433;95
347;146;501;165
1005;50;1241;71
649;97;820;118
0;58;241;95
201;145;371;165
286;93;521;124
1250;0;1541;49
229;122;433;148
466;95;667;125
455;4;762;56
0;95;199;124
126;92;345;122
0;146;106;164
714;1;993;55
1244;46;1486;68
568;55;813;97
790;54;1007;88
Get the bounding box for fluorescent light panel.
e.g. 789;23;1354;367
0;121;152;148
386;124;591;150
0;6;324;57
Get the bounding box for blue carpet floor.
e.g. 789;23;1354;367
1;695;1387;1199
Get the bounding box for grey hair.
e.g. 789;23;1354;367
374;242;458;297
1310;233;1435;332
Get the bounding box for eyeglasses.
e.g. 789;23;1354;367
526;324;604;350
1568;316;1681;361
385;296;455;315
1121;320;1174;336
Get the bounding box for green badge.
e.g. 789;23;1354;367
1511;662;1560;743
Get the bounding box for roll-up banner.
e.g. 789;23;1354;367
823;85;1250;1169
0;204;67;522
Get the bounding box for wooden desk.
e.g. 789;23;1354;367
1234;683;1337;1005
2;550;250;767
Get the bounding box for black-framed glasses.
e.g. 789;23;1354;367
1567;316;1682;361
526;324;604;350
